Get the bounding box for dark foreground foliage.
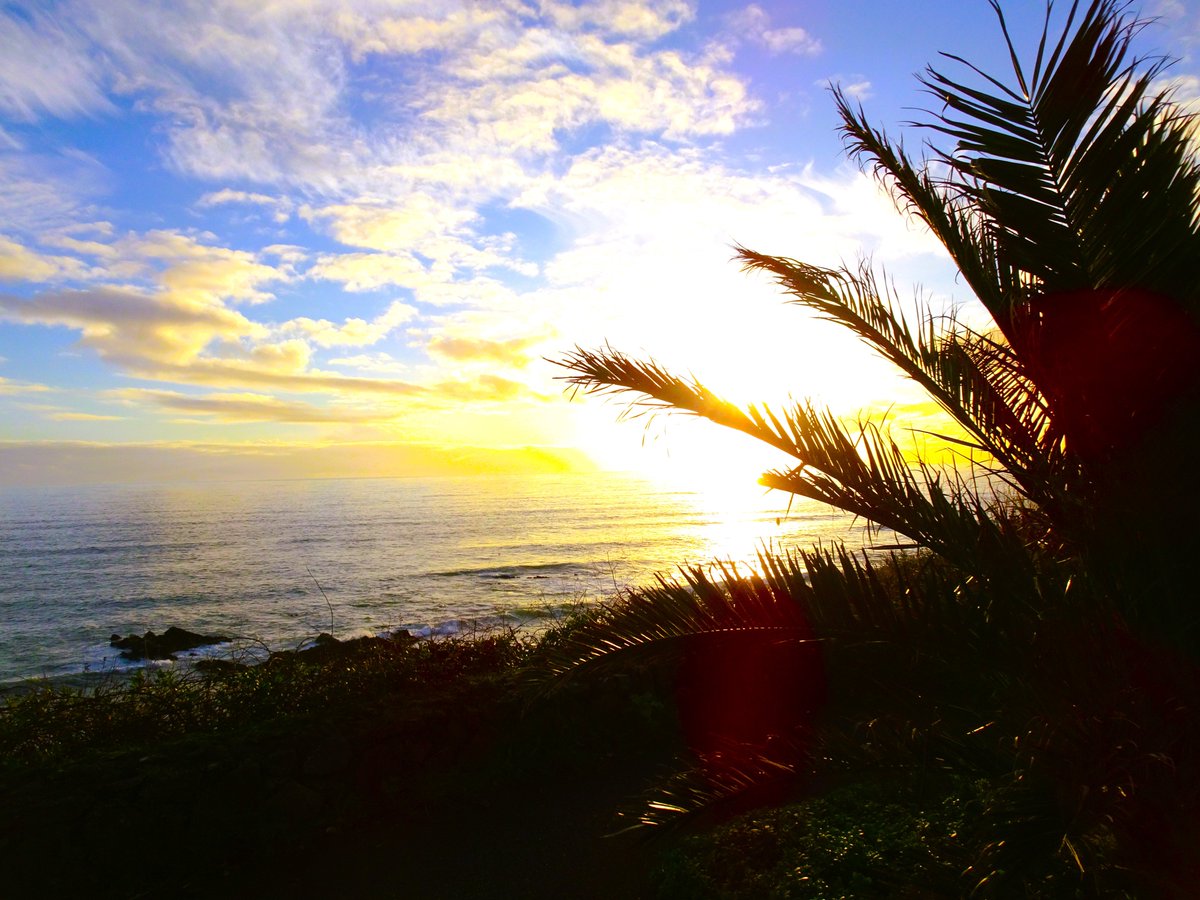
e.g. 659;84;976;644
654;778;1132;900
0;631;528;769
0;625;688;899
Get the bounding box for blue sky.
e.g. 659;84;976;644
1;0;1197;484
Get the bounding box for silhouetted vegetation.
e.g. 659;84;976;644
0;625;687;898
548;1;1200;896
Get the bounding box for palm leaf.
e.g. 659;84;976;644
733;251;1072;508
920;0;1200;307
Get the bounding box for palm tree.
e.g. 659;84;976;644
541;1;1200;895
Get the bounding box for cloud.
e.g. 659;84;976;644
110;387;393;424
326;352;410;375
0;375;53;395
504;142;947;411
197;188;293;222
727;5;823;57
0;285;262;368
45;411;125;421
0;223;514;405
0;8;113;120
332;5;508;59
308;251;433;292
432;373;541;403
420;32;754;152
302;195;478;253
0;235;89;281
0;0;963;463
0;0;758;199
276;301;418;348
0;151;104;235
538;0;695;41
823;76;872;100
425;333;544;367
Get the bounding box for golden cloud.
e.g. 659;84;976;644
0;375;53;394
425;333;542;367
0;286;262;367
302;196;477;252
46;411;125;421
431;374;543;403
0;235;88;281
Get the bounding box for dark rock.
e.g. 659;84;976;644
109;626;232;660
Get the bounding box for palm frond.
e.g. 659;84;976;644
560;342;1057;588
832;89;1021;335
920;0;1200;307
734;251;1071;506
616;748;809;831
532;560;818;687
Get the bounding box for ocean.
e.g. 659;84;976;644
0;472;873;684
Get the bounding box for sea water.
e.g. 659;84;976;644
0;472;872;683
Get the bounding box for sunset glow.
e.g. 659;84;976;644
1;1;1196;485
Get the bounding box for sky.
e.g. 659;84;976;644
0;0;1197;486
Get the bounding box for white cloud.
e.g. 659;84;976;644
309;251;433;293
275;300;418;348
727;5;823;57
538;0;695;41
823;76;872;101
0;150;104;234
2;0;758;196
197;188;294;222
0;8;113;120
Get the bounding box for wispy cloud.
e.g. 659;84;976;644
110;387;392;424
0;375;54;395
0;8;113;121
726;5;823;57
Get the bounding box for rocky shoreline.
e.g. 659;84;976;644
108;625;233;660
